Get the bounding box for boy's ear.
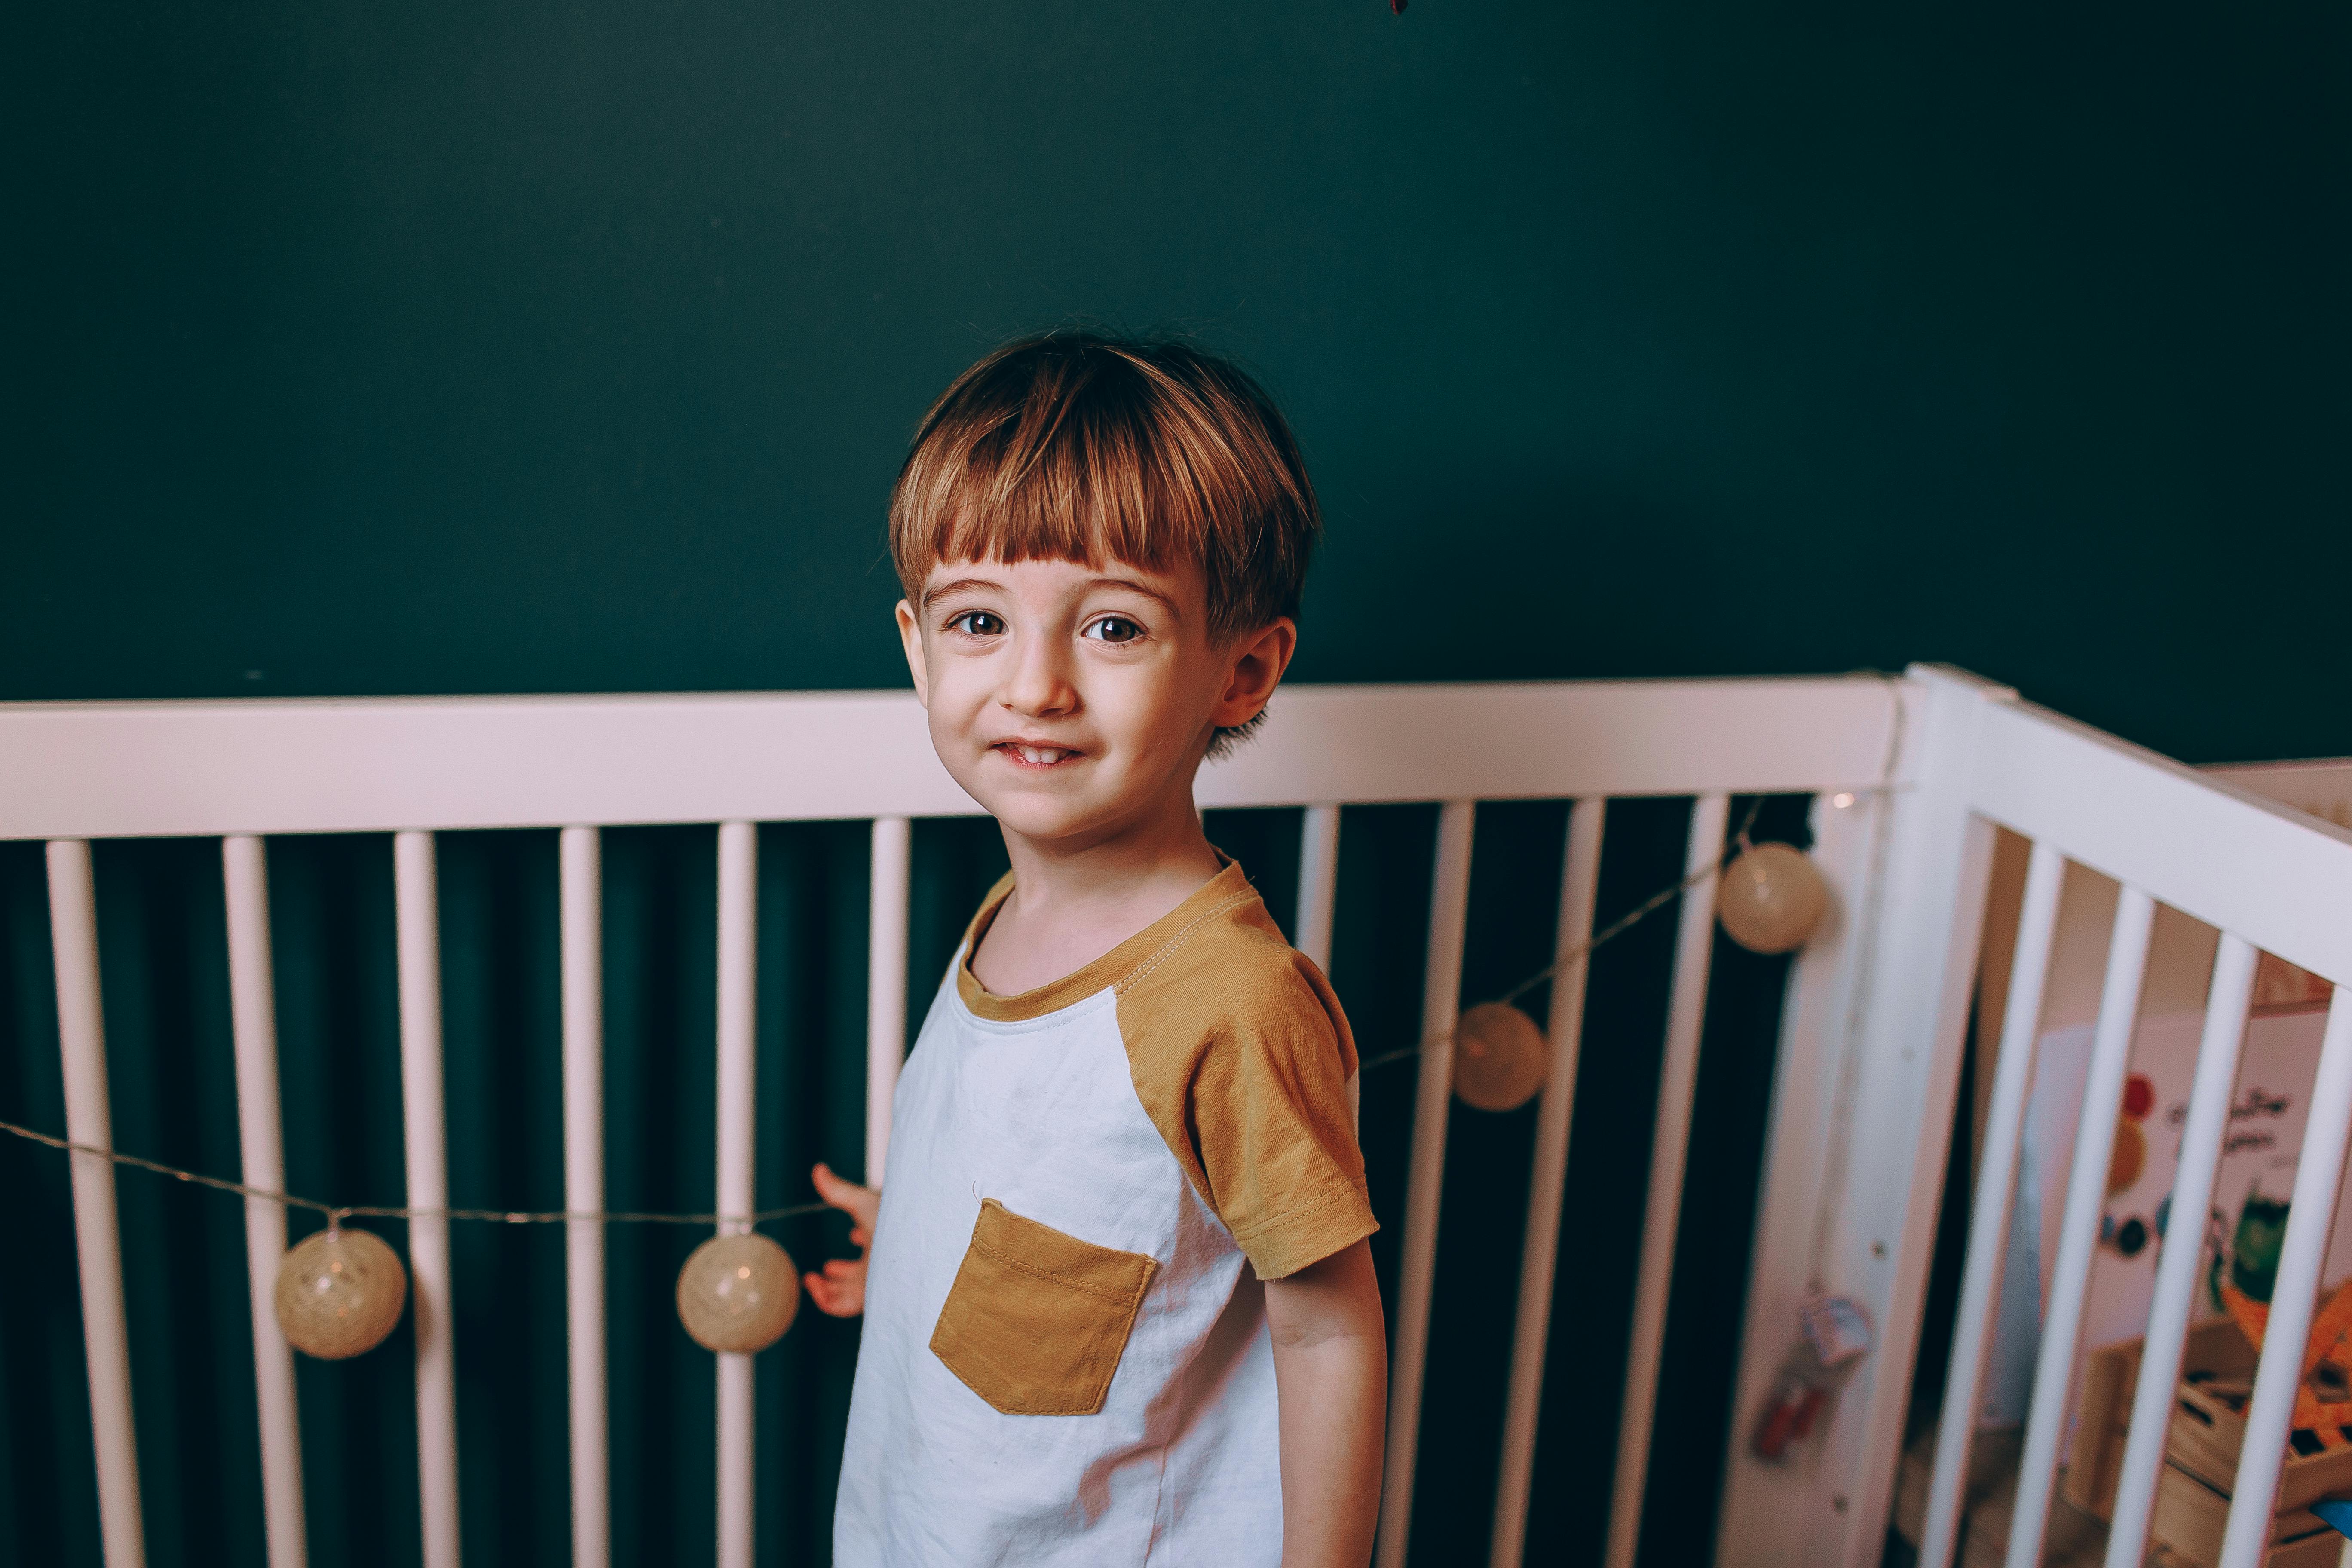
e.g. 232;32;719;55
896;600;930;707
1211;617;1297;729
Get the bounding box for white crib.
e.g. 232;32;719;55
5;664;2349;1568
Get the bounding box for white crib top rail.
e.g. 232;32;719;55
0;677;1909;840
1969;695;2352;986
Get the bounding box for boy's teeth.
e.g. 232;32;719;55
1014;745;1065;764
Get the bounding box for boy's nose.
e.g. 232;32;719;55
1000;634;1077;717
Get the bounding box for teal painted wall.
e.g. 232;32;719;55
6;2;2345;761
4;5;2346;1567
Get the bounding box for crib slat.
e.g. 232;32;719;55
2104;931;2258;1568
1919;839;2067;1568
560;827;609;1568
866;817;911;1186
1295;805;1348;1119
1373;799;1477;1568
1601;791;1730;1568
2002;883;2155;1568
46;839;147;1568
1489;796;1606;1568
715;821;759;1568
395;830;462;1568
2217;989;2352;1568
1294;804;1342;972
224;836;307;1568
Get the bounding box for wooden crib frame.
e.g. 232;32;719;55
6;664;2349;1568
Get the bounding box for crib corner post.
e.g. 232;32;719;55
1749;666;2010;1568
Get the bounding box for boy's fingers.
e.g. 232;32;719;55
803;1272;863;1318
848;1226;870;1249
810;1161;882;1223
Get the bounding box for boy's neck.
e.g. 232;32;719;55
974;784;1224;997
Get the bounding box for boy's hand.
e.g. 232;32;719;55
804;1162;880;1317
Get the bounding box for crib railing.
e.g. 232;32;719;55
1895;695;2352;1568
7;667;2349;1568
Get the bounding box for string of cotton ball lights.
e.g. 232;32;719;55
6;680;1902;1366
1359;793;1842;1113
1370;671;1907;1117
0;800;1842;1357
0;1113;826;1360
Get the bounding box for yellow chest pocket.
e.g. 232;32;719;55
928;1198;1160;1416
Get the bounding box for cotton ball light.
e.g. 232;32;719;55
1452;1001;1549;1113
676;1233;800;1354
275;1225;408;1360
1716;842;1828;955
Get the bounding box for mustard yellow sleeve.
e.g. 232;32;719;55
1118;914;1377;1280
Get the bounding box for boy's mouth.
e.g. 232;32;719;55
994;741;1082;768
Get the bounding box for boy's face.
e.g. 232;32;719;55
898;556;1293;851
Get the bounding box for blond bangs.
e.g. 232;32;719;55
888;334;1317;645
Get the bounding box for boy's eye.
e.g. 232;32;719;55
1084;616;1144;645
948;610;1006;637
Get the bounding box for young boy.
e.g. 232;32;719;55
806;332;1387;1567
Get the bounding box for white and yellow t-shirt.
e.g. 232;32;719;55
834;859;1377;1566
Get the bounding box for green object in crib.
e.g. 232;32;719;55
2229;1191;2293;1304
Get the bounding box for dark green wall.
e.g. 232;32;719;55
7;1;2346;761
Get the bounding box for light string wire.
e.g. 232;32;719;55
1346;664;1910;1300
0;786;1814;1209
0;673;1908;1235
0;792;1779;1224
0;1115;829;1230
1352;793;1767;1077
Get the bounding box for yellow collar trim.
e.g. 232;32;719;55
955;858;1255;1023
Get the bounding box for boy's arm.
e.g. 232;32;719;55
1263;1238;1387;1568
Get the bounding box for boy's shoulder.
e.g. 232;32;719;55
1108;864;1350;1064
1112;864;1372;1279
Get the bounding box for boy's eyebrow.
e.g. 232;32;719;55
1087;576;1183;616
920;573;1185;616
921;576;1007;607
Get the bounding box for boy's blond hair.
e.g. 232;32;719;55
889;333;1320;748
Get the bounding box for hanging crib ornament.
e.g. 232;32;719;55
1716;841;1828;954
274;1223;409;1360
1751;1294;1874;1463
677;1232;801;1354
1452;1001;1548;1113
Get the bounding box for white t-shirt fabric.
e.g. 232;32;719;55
833;861;1374;1566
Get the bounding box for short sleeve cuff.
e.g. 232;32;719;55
1229;1178;1379;1280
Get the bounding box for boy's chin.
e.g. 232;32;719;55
962;776;1140;850
977;795;1114;847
